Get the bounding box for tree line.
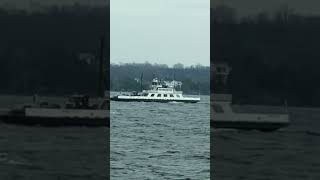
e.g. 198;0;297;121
110;63;210;95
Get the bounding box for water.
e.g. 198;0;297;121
0;125;109;179
110;95;210;179
212;106;320;179
4;95;319;179
0;95;108;180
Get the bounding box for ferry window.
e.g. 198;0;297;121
151;94;155;97
170;94;174;97
176;95;180;98
164;94;167;97
157;94;161;97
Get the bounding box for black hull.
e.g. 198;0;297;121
211;120;289;131
111;97;199;103
0;115;109;127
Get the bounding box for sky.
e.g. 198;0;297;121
110;0;210;67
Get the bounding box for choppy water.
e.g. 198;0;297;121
3;95;319;179
110;95;210;179
212;107;320;179
0;125;109;179
0;95;108;180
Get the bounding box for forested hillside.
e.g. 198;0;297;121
110;63;210;95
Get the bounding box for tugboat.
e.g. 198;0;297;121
111;78;200;103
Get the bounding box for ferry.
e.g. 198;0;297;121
111;78;200;103
0;37;109;127
0;95;109;127
210;62;290;131
211;94;290;131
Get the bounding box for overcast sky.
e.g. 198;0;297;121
110;0;210;67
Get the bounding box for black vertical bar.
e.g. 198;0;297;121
106;1;110;178
99;36;105;97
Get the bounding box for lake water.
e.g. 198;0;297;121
0;125;109;179
110;95;210;179
0;95;108;180
2;95;318;179
212;106;320;179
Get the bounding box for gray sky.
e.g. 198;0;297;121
110;0;210;67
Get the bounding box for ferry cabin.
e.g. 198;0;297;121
141;88;183;99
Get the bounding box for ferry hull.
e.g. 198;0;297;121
0;108;109;127
211;120;289;131
111;96;200;103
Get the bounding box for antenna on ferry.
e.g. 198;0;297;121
198;82;201;97
173;71;176;89
140;72;143;92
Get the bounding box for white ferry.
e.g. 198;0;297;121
212;94;290;131
0;95;109;127
0;38;109;127
111;78;200;103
